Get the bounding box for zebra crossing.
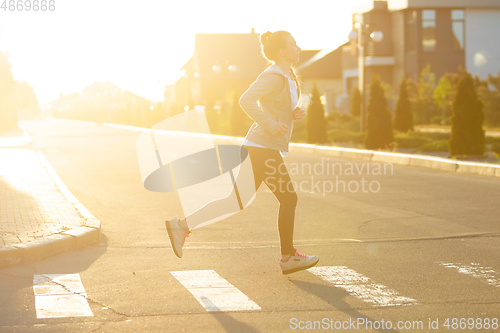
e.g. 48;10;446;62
30;260;500;319
170;270;261;312
437;261;500;288
33;274;93;319
308;266;418;307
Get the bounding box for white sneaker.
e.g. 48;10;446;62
165;217;190;258
279;251;319;275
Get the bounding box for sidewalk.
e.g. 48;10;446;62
0;134;101;266
0;127;32;147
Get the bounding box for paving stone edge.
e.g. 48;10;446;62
0;150;101;267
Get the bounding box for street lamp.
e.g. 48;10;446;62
349;22;384;132
474;52;500;78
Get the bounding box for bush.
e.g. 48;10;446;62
394;134;431;149
449;73;485;156
364;75;394;149
306;82;328;144
394;76;413;132
430;115;443;125
326;112;336;122
418;140;449;152
290;121;306;142
409;131;450;141
326;111;354;123
485;136;500;144
328;129;365;144
350;86;361;117
491;143;500;155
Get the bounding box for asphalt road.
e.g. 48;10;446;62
1;117;499;333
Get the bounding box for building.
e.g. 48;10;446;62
175;28;268;111
174;29;345;115
296;44;346;114
343;0;500;94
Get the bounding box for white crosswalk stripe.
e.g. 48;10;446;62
307;266;419;307
437;262;500;288
171;270;261;312
33;274;93;319
30;263;500;318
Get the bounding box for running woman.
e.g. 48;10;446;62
166;30;319;275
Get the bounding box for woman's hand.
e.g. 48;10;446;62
273;122;289;136
292;107;306;121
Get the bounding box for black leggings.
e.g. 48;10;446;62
183;145;298;256
243;145;298;256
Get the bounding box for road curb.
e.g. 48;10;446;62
0;124;32;148
0;151;102;267
53;118;500;178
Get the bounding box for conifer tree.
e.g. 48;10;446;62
393;76;413;132
364;75;394;149
0;51;18;131
350;86;361;117
306;82;327;144
449;73;485;156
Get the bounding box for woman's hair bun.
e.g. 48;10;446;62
260;31;273;45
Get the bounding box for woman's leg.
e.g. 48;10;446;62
257;150;298;257
181;145;264;230
180;145;299;258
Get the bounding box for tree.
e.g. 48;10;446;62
0;51;18;131
306;82;327;144
393;76;413;132
407;64;437;124
350;86;361;117
449;73;485;156
364;75;394;149
381;80;398;112
13;80;39;118
476;70;500;127
433;68;465;125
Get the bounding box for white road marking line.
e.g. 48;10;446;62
171;270;261;312
438;262;500;287
33;274;94;318
308;266;419;307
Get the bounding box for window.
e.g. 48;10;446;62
422;10;436;52
406;10;417;51
452;9;464;50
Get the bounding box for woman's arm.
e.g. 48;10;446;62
239;72;282;135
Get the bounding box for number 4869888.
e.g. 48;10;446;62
1;0;55;11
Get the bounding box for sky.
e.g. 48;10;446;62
0;0;369;105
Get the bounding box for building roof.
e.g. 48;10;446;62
295;50;321;67
352;0;388;14
179;31;344;82
354;0;500;13
82;81;122;95
186;30;268;80
296;43;347;79
389;0;500;10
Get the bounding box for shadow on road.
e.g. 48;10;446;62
0;235;108;327
199;296;259;333
289;279;400;333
